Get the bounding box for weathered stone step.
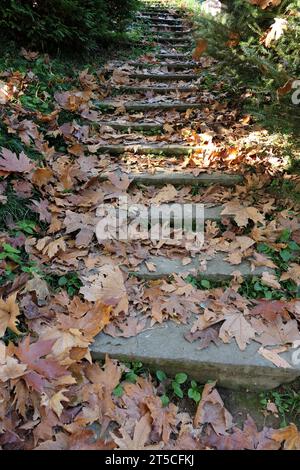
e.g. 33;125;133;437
93;144;203;156
128;61;197;70
130;253;274;281
141;9;181;16
96;100;202;112
97;120;163;131
137;16;183;25
149;29;193;36
98;171;243;187
115;85;200;93
129;72;199;81
90;321;300;390
153;36;192;44
148;24;190;31
157;53;190;59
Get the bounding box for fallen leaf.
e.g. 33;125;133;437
258;346;292;368
0;293;21;337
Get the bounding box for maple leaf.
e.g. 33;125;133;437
221;202;265;227
36;236;66;259
184;327;220;350
85;356;122;434
194;381;233;435
35;430;115;450
250;299;290;322
280;264;300;286
0;341;27;382
111;68;131;85
146;396;177;444
14;337;67;382
219;311;256;350
272;423;300;450
111;413;162;450
25;273;50;306
151;184;178;204
203;414;280;450
31;168;53;187
0;293;21;337
0;148;35;173
30;199;52;223
261;272;281;290
80;265;128;315
256;317;300;347
261;18;288;47
41;389;69;418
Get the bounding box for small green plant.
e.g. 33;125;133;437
0;243;22;263
188;380;202;403
172;373;188;399
260;388;300;428
57;272;82;297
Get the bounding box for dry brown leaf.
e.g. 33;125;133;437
0;293;21;337
192;39;208;60
258;346;292;368
219;311;256;350
261;272;281;290
194;381;233;434
272;423;300;450
111;413;162;450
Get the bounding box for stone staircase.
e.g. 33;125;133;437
90;0;300;390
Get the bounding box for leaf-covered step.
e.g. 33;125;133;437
128;61;198;70
114;85;201;93
95;100;203;112
129;72;199;81
93;144;204;156
90;321;300;391
97;120;164;131
98;171;243;187
128;253;275;281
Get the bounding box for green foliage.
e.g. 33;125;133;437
46;271;82;297
260;387;300;427
193;0;300;135
0;0;140;52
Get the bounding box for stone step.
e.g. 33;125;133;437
128;61;197;70
157;53;190;59
93;144;203;156
90;321;300;390
129;72;199;81
114;85;201;93
97;120;163;131
137;16;183;25
141;10;181;16
96;100;202;112
148;24;190;31
149;29;194;36
98;171;243;187
129;253;273;281
153;36;192;44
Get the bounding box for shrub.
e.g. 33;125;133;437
193;0;300;133
0;0;140;52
